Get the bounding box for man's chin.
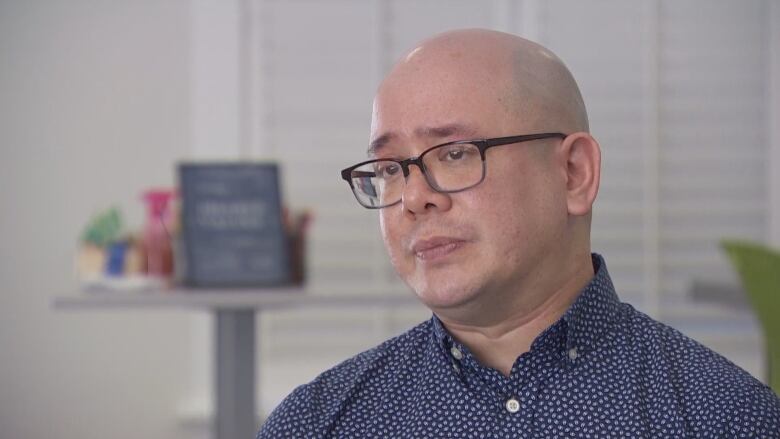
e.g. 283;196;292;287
411;283;480;311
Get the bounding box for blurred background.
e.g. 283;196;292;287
1;0;778;438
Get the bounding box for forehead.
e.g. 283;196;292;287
368;122;480;156
370;65;519;154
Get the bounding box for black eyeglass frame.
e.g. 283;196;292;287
340;132;568;209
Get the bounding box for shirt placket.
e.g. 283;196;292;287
451;349;543;439
501;326;569;438
500;352;543;438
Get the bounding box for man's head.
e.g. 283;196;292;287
367;29;600;324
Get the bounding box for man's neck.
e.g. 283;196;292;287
438;256;594;377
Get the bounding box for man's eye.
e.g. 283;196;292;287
447;150;465;160
377;163;401;177
438;145;473;161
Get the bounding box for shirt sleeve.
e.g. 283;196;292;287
725;381;780;437
256;385;318;439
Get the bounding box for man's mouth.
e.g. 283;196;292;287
411;237;467;261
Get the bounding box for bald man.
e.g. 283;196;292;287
258;29;780;438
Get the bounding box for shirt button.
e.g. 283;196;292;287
505;398;520;413
452;363;460;374
568;347;578;360
450;346;463;360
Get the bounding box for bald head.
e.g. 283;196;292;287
374;29;588;137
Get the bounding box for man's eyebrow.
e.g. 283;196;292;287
414;123;478;140
367;133;394;156
367;123;478;156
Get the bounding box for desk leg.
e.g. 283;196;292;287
215;310;256;439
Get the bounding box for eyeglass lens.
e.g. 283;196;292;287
349;142;483;208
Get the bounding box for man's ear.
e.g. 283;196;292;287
560;132;601;216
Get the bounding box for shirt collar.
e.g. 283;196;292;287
559;253;622;359
430;253;622;362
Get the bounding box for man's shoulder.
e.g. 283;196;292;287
257;318;435;438
312;317;433;387
616;303;780;431
618;303;753;378
617;303;765;390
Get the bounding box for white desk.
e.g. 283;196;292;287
53;288;418;439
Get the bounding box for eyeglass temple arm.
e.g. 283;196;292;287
485;132;567;147
341;169;375;182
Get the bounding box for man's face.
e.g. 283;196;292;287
372;60;569;316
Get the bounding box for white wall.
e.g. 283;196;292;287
0;1;195;438
770;0;780;247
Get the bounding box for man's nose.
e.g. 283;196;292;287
400;165;452;214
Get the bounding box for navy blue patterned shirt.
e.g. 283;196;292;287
258;254;780;438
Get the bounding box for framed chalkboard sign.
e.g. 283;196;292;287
179;162;291;287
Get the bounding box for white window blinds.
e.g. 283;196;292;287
255;0;771;315
657;0;767;310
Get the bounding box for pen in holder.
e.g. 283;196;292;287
284;208;313;286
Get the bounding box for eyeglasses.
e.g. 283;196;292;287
340;132;567;209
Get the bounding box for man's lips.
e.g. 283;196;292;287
411;237;467;261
